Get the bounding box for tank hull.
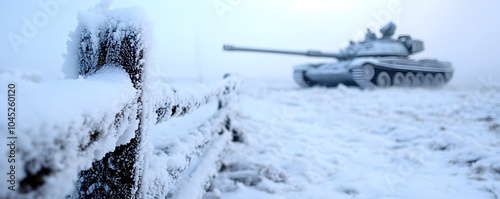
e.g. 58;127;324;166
293;57;453;89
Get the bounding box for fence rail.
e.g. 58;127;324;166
1;7;240;199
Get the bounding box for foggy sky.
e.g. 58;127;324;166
1;0;498;87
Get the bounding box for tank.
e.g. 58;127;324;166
223;22;454;89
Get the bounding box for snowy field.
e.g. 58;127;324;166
207;79;500;199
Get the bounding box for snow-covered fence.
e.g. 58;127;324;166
1;7;240;199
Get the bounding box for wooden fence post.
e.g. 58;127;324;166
75;15;146;199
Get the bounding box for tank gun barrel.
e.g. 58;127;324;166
223;45;346;60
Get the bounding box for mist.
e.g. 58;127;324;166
1;0;498;88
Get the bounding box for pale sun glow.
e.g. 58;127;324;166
291;0;354;11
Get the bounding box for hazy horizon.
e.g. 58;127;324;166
1;0;498;88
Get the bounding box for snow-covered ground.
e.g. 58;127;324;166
207;78;500;199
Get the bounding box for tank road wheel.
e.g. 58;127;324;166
434;73;445;85
423;73;435;87
445;72;453;81
415;73;425;86
405;72;416;87
392;72;406;87
376;71;391;87
363;64;375;80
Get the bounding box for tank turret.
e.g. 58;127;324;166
223;22;453;89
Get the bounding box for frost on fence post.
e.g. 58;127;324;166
218;73;233;109
73;8;148;199
76;14;146;89
78;27;99;77
219;74;244;143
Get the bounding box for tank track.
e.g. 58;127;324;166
293;69;315;88
352;63;452;89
